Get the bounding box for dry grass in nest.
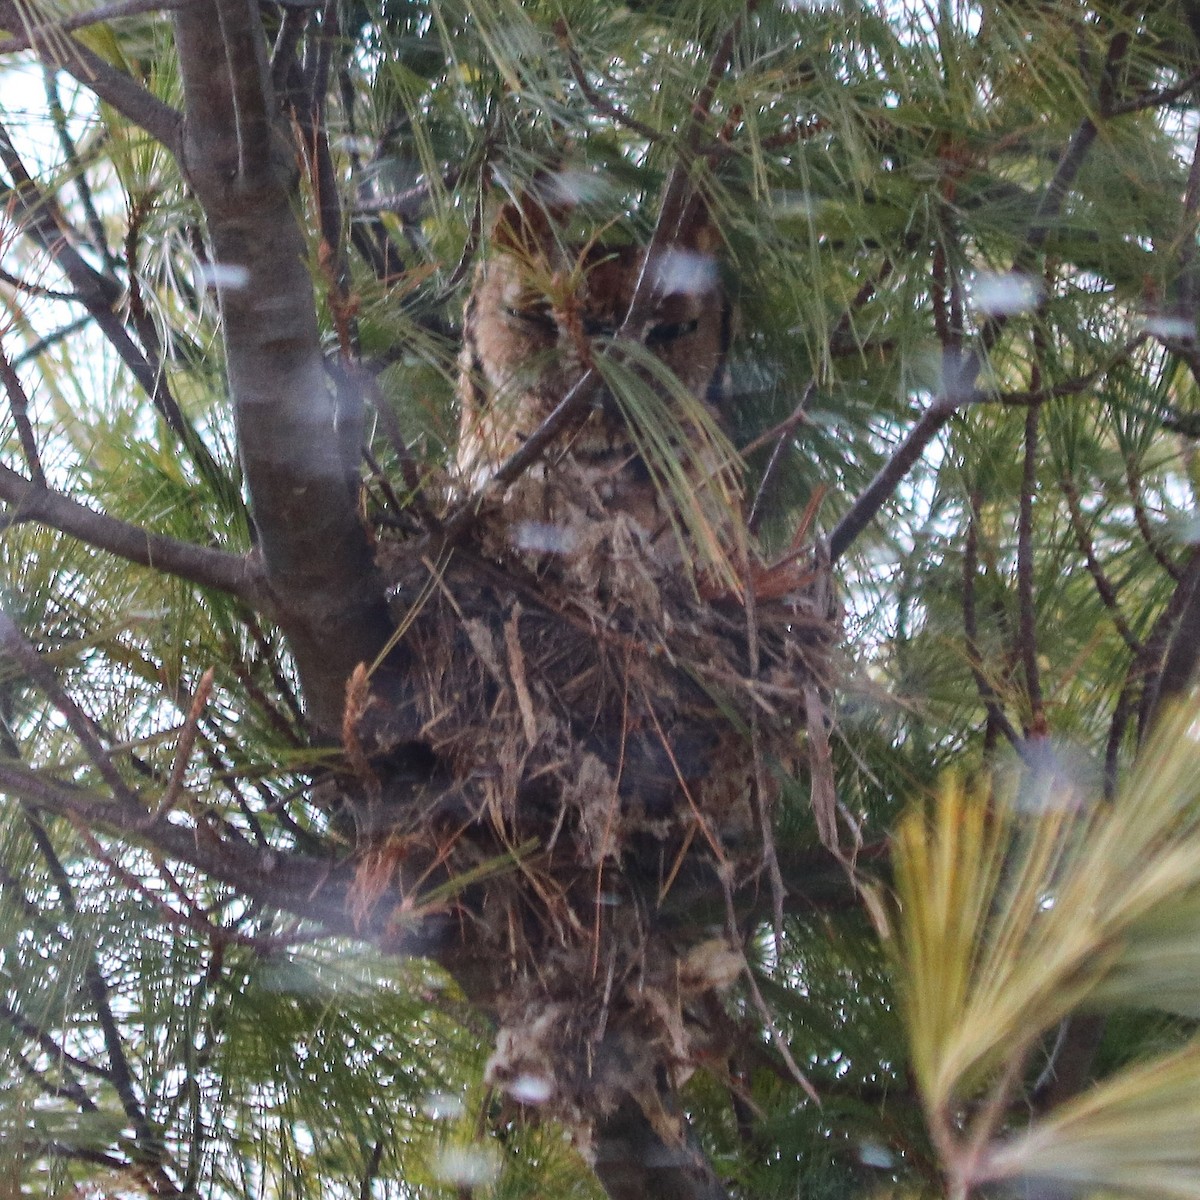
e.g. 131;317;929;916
354;486;839;1128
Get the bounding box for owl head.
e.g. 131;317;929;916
456;177;742;595
460;180;731;472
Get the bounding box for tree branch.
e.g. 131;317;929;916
0;0;193;54
24;814;184;1196
0;464;264;603
0;125;236;506
0;760;446;952
1060;477;1141;653
829;112;1101;564
0;0;182;149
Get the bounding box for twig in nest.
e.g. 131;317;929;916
737;524;786;960
642;690;728;865
343;662;382;808
503;606;539;749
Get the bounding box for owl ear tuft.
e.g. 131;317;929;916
673;196;721;255
491;176;576;259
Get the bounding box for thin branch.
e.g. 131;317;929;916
0;348;45;486
43;67;119;275
745;256;896;536
147;668;215;823
0;610;140;807
24;815;184;1196
0;1;182;149
830;120;1102;562
0;996;114;1084
1060;477;1141;653
338;359;439;530
1123;450;1181;580
0;0;193;54
689;3;757;139
11;315;93;365
40;1143;132;1170
1017;397;1044;735
962;498;1024;750
0;264;79;302
10;1043;98;1110
747;380;815;535
965;335;1148;407
829;399;957;562
555;19;666;145
0;759;445;949
353;173;462;218
0;122;121;309
0;127;234;501
194;729;273;849
245;612;306;728
73;817;284;950
1103;64;1200;117
0;464;265;604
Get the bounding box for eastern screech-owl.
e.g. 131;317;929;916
457;192;737;571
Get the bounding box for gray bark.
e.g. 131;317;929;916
173;0;395;733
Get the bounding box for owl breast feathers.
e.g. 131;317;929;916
456;195;739;568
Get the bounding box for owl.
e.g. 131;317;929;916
456;190;740;580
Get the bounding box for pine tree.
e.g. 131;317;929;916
3;2;1200;1198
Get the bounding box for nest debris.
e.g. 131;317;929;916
350;472;840;1144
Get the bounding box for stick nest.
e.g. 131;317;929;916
351;478;839;1136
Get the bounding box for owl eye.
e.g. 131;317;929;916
645;317;700;346
505;303;557;333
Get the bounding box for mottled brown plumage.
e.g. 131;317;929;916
457;195;737;573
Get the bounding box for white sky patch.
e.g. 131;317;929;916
513;520;577;555
196;262;250;291
653;248;719;296
969;271;1043;317
1143;314;1196;342
422;1090;466;1120
432;1143;502;1188
543;167;612;207
504;1073;553;1104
